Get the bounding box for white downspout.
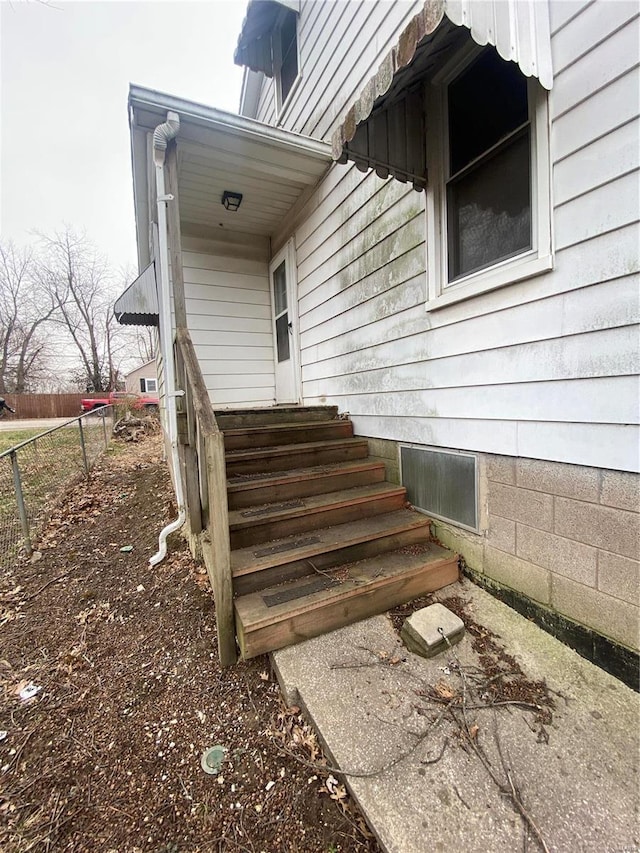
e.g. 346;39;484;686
149;110;185;567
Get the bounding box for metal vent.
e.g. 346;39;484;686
400;445;478;531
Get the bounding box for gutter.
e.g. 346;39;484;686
128;84;331;160
148;110;185;568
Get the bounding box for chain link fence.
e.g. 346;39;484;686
0;408;114;571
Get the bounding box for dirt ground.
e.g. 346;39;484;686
0;430;379;852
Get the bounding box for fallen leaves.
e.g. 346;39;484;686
0;431;379;853
75;601;116;625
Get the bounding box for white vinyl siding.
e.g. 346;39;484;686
284;2;639;473
252;0;423;137
182;240;275;408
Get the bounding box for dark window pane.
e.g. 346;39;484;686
273;261;287;315
279;11;298;103
447;131;531;280
276;314;290;363
449;50;528;175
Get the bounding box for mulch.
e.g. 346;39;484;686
0;431;379;853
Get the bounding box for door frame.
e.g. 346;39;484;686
269;238;301;404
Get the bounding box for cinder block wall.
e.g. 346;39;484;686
475;457;640;652
363;437;640;653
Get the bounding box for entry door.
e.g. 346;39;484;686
269;242;299;404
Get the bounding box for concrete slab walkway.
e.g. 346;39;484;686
272;579;639;853
0;417;72;432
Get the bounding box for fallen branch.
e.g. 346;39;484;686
437;628;551;853
23;572;70;602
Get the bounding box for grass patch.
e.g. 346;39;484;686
0;420;112;568
0;429;47;455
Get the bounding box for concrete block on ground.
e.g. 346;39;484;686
400;603;465;658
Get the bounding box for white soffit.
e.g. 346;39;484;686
129;86;331;239
332;0;553;186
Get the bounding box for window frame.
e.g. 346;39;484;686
272;7;301;120
425;44;552;312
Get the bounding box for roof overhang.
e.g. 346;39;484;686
128;85;332;269
332;0;553;189
234;0;300;76
114;262;158;327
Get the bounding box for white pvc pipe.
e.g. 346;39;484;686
149;111;185;567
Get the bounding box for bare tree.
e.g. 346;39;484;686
0;241;57;393
135;326;157;363
37;228;118;392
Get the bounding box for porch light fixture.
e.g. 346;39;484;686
222;190;243;211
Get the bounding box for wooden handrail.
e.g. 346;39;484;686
175;327;236;666
176;328;219;435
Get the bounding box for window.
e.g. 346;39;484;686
140;377;157;393
272;260;290;363
426;46;552;310
273;8;299;113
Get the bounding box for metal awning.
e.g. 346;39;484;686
332;0;554;190
234;0;300;77
114;263;159;327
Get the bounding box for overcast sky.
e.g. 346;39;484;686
0;0;247;272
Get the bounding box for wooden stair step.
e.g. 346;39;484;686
234;543;460;659
223;419;353;451
228;483;407;549
226;460;387;509
231;509;432;595
215;405;339;430
226;438;369;476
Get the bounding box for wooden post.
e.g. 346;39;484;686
205;430;236;666
176;411;189;444
184;445;203;535
165;141;187;329
176;328;236;666
197;425;209;519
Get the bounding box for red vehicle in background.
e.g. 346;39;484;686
80;391;159;414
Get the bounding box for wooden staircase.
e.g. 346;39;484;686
215;405;459;659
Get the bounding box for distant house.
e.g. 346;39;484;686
115;0;639;674
125;360;158;397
